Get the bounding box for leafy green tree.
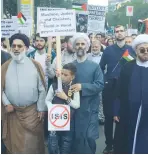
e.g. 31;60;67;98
107;0;148;28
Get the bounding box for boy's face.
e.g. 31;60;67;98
61;69;74;85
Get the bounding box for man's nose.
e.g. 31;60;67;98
14;46;19;51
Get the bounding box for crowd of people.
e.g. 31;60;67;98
1;25;148;154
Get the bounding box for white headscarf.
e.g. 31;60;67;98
72;33;90;52
132;34;148;50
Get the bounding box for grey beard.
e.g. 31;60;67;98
76;49;85;57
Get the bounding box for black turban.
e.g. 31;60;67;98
10;33;30;48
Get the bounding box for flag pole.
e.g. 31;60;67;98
129;17;131;28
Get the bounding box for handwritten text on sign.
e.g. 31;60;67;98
48;104;70;131
38;10;76;37
1;19;18;38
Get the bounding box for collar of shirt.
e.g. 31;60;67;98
136;59;148;68
91;52;102;57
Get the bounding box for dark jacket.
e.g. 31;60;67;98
1;51;11;65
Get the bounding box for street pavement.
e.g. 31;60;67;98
96;125;106;154
45;125;106;154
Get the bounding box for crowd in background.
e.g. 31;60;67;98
1;25;148;154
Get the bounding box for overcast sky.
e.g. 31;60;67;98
88;0;108;6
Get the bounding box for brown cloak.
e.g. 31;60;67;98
1;59;46;154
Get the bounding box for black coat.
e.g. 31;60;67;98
114;60;136;154
1;51;11;65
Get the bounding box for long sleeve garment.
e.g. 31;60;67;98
73;59;104;140
47;50;76;79
45;85;80;109
87;52;102;64
2;57;46;111
100;44;135;81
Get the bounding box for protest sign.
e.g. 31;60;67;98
12;16;32;37
76;11;88;33
37;7;66;33
127;29;138;36
87;5;106;33
48;104;70;131
37;9;76;37
1;19;18;38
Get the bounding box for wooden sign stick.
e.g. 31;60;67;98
56;36;63;92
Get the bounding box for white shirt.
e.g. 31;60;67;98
136;59;148;68
35;52;47;74
46;85;80;110
87;52;103;64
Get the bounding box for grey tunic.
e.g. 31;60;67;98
2;57;46;111
47;50;76;79
73;59;104;140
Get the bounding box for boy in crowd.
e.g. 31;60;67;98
45;63;80;154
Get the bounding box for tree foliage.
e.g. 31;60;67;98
107;0;148;28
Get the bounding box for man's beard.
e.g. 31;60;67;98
36;45;45;50
92;51;100;55
10;50;26;63
116;37;125;41
76;48;85;57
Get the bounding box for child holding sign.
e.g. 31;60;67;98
45;63;80;154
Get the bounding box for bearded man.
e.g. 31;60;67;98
114;34;148;154
47;36;76;79
1;33;46;154
70;33;104;154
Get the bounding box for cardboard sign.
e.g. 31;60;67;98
37;7;66;33
48;104;70;131
1;19;18;38
76;11;88;33
37;9;76;37
12;16;32;37
87;5;106;33
127;29;138;36
126;6;133;16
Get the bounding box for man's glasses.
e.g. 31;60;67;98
139;48;148;54
115;30;124;33
76;43;85;46
11;44;24;48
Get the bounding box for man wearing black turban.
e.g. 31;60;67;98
1;33;46;153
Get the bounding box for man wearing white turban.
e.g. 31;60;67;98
114;34;148;154
70;33;104;154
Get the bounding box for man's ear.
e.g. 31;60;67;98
72;75;75;81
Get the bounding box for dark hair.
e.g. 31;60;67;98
1;38;5;42
114;25;125;31
63;63;77;75
131;34;137;37
64;36;73;43
88;33;93;38
10;33;30;48
107;38;114;46
96;33;102;37
35;33;47;42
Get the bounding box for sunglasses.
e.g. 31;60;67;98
115;30;124;33
139;48;148;54
11;44;24;48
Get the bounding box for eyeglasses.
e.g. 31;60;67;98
139;48;148;54
76;43;85;46
115;30;124;33
11;44;24;48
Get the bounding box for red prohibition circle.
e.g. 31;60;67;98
49;104;70;128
